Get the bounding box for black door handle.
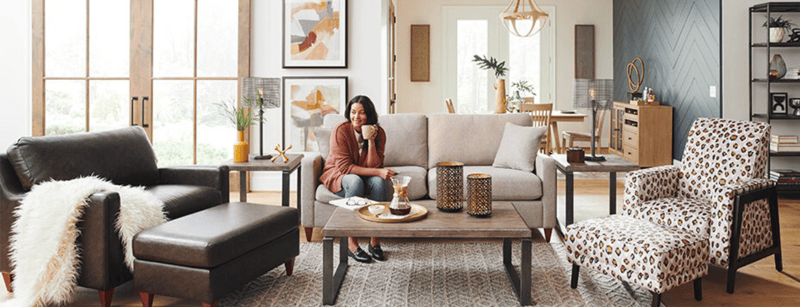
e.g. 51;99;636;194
141;96;149;128
130;97;138;126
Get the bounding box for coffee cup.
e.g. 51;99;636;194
361;125;377;140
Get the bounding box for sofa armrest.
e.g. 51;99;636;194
158;165;230;204
301;153;324;227
0;154;27;273
622;165;679;215
535;154;557;228
77;191;131;290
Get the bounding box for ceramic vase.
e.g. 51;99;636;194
493;78;507;114
770;27;786;43
770;54;787;79
233;130;249;162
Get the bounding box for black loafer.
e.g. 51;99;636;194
348;247;372;263
368;244;385;261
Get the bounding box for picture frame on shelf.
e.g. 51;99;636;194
282;0;348;68
282;76;348;152
770;92;789;115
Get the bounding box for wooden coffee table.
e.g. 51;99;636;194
321;201;532;305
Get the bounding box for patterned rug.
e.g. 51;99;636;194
219;242;656;306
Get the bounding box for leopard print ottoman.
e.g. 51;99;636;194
565;215;708;306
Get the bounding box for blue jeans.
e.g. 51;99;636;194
334;174;391;202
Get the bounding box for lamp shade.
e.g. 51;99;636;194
573;79;614;109
500;0;549;38
242;77;281;108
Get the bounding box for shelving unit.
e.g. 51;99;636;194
750;2;800;196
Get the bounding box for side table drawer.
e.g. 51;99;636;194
622;145;639;164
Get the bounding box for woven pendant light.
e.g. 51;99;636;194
500;0;549;37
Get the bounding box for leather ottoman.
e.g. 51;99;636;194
133;202;299;307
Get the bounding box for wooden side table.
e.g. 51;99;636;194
224;154;304;209
552;154;639;233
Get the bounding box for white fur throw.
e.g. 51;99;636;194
3;176;166;307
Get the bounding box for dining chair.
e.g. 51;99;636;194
561;109;606;154
445;98;456;113
518;103;553;154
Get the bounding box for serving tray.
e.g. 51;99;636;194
357;203;428;223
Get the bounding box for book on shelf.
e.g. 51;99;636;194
770;135;799;144
328;196;378;211
770;142;800;152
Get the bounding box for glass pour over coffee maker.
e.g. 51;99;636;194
389;176;411;215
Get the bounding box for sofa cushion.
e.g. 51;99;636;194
427;166;542;201
428;114;532;169
493;123;547;172
323;113;428;168
7;126;160;189
145;185;221;220
315;165;428;202
314;127;333;160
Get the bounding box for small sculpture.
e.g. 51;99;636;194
270;143;292;163
627;57;645;99
789;28;800;42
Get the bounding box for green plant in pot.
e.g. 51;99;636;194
473;55;509;113
763;15;795;43
218;96;262;162
505;80;536;112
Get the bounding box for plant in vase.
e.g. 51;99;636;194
505;80;536;112
763;15;795;43
218;96;262;162
472;55;509;113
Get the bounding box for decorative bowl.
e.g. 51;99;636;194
368;204;384;215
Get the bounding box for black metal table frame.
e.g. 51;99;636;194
322;237;531;305
557;165;618;230
237;163;301;209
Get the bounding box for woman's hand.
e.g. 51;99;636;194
377;168;396;180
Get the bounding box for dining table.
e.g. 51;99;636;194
548;110;588;154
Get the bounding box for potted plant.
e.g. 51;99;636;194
506;80;536;112
218;96;262;162
473;55;509;113
763;15;795;43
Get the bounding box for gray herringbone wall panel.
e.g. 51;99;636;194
614;0;721;160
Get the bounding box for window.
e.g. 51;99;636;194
443;6;554;113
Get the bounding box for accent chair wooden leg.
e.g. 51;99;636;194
304;227;313;242
543;228;552;243
693;278;702;301
285;258;296;276
98;288;114;307
651;292;661;307
570;264;580;289
2;273;12;292
139;292;154;307
202;301;218;307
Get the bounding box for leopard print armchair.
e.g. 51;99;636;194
622;118;782;293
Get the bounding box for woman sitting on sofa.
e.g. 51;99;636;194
319;95;395;263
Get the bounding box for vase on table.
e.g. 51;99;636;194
493;78;507;114
233;130;249;162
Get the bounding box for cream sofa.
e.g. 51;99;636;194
300;113;557;241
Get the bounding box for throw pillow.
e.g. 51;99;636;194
492;122;548;172
315;127;333;160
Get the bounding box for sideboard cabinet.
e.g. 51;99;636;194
609;102;673;167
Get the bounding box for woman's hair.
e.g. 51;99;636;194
344;95;379;125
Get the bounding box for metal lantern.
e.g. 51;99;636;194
436;162;464;212
467;173;492;217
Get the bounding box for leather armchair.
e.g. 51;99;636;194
0;126;229;306
622;118;781;293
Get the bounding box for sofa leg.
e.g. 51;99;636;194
693;278;702;301
202;301;218;307
98;288;114;307
139;292;155;307
285;258;296;276
2;273;12;292
304;227;313;242
543;228;552;243
651;292;661;307
570;264;579;289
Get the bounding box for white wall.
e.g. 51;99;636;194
396;0;614;141
250;0;388;190
723;0;800;169
0;1;33;149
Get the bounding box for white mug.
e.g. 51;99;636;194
361;125;377;140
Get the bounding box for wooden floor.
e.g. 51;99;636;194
2;179;798;306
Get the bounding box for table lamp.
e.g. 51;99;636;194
242;77;281;160
573;79;613;161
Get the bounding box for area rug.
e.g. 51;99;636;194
219;242;656;306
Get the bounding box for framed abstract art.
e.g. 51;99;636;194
282;77;348;152
283;0;348;68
